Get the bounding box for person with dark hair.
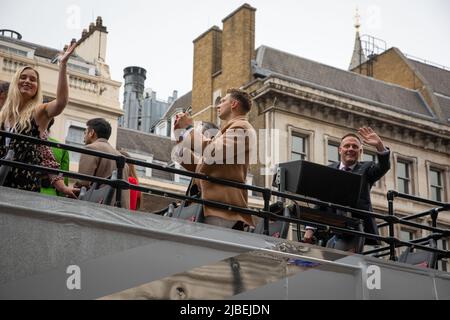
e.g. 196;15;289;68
118;149;141;211
0;82;10;110
74;118;130;209
40;118;70;196
173;88;257;230
304;127;391;252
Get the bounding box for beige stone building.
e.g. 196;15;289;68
189;4;449;267
0;18;122;171
0;16;263;212
1;5;448;269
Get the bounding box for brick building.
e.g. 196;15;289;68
188;3;449;267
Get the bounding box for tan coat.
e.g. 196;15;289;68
178;116;256;227
75;138;130;210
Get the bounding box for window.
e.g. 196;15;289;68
0;44;28;57
155;121;168;137
179;175;191;185
174;162;190;185
246;174;254;197
327;142;340;165
429;168;443;202
135;164;146;178
399;229;415;242
362;151;377;163
65;125;85;162
291;135;307;161
397;160;411;194
437;237;448;272
68;63;90;74
363;151;381;188
126;152;152;178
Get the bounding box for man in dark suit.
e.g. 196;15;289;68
304;127;391;252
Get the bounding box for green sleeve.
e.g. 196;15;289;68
60;149;70;186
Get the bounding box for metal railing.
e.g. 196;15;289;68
364;192;450;261
1;130;449;264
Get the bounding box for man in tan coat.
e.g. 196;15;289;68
74;118;130;209
174;88;256;230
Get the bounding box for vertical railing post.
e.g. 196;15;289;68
430;208;438;228
115;155;125;208
387;190;397;261
263;188;271;236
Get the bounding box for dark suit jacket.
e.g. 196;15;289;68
329;150;391;245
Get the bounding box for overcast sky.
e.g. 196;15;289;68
2;0;449;102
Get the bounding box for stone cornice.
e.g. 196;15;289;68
251;78;450;154
67;97;123;117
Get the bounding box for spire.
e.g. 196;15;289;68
354;7;361;31
349;7;367;71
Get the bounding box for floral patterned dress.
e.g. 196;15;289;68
0;118;45;191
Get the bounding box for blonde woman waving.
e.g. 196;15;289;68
0;41;78;195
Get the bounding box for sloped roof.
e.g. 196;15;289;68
162;91;192;119
408;59;450;97
436;95;450;122
0;35;87;63
254;46;434;119
117;127;175;163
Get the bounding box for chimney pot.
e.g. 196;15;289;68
96;16;103;26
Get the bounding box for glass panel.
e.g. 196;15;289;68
431;187;442;202
430;169;441;186
397;162;408;178
327;144;339;164
397;178;403;193
437;239;447;250
292;136;304;154
397;178;409;194
136;165;146;178
363;152;376;163
66;126;85;163
437;239;448;272
66;126;85;144
179;176;191;185
291;153;303;161
400;230;413;241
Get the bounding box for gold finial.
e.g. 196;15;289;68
354;7;361;31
